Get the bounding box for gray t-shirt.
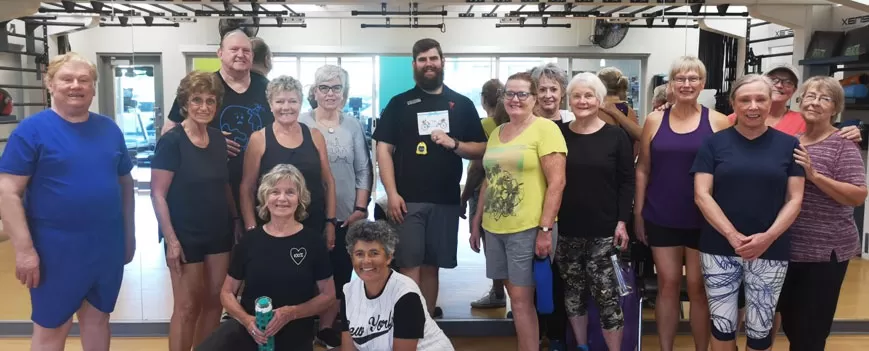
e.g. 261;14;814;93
300;111;372;221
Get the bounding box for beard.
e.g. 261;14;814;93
414;66;444;91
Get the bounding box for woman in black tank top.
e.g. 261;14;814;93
239;75;337;250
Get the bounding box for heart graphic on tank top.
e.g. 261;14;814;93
290;248;307;266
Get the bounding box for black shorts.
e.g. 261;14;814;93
166;230;234;265
644;220;700;250
331;223;353;300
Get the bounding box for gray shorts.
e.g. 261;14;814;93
484;228;539;287
393;202;460;269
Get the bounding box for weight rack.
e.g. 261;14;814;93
744;19;795;74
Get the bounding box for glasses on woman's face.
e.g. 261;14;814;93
190;96;217;107
769;77;796;88
672;76;701;85
317;85;343;94
504;91;532;101
802;93;834;105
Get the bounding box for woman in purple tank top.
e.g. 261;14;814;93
634;56;731;351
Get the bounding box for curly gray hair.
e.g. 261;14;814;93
345;220;399;257
266;75;304;103
530;63;568;94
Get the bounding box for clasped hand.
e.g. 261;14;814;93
247;306;298;344
727;232;773;261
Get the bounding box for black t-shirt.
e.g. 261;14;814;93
167;71;273;189
689;127;805;261
372;85;487;204
228;226;333;348
558;123;635;237
151;125;230;243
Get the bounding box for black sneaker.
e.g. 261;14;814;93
315;328;342;349
431;306;443;319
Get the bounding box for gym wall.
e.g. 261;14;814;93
60;17;700;118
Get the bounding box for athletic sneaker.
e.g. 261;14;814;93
315;328;342;349
470;290;507;309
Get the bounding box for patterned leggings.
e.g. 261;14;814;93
556;236;624;331
700;253;788;351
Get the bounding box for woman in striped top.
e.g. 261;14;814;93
778;76;868;351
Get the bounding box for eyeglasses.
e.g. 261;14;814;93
802;94;833;104
769;77;796;88
504;91;533;101
673;76;701;85
317;85;343;94
190;96;217;107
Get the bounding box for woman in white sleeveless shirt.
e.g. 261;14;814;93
339;220;454;351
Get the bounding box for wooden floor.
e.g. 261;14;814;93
0;335;868;351
1;194;869;323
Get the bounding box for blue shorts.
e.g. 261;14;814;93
30;232;124;329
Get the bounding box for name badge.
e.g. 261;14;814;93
417;110;450;135
407;98;421;106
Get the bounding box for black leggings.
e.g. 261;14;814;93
778;253;849;351
536;259;567;341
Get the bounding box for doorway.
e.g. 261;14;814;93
98;54;164;187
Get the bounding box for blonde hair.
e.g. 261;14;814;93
597;67;629;98
669;56;707;82
46;52;97;83
256;164;311;222
797;76;846;117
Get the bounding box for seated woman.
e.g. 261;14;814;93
691;74;805;351
340;220;454;351
197;164;336;351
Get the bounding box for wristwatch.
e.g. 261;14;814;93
325;217;338;226
354;206;368;213
538;226;553;233
450;137;460;151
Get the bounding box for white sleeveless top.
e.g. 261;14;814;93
342;271;454;351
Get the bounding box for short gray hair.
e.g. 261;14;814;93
530;63;568;93
345;220;399;257
312;64;350;105
566;72;607;104
266;75;303;102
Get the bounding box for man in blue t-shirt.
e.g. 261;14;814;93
0;53;135;349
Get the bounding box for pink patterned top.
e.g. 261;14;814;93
790;133;866;262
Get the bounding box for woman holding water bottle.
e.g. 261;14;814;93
197;164;336;351
556;72;634;351
470;71;566;351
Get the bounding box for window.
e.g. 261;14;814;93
443;57;495;118
497;57;559;80
268;56;298;81
571;58;642;110
339;56;376;137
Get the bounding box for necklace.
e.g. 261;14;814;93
315;111;339;134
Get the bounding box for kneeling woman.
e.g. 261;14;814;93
339;220;454;351
197;164;336;351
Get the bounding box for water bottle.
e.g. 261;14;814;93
610;253;633;297
533;256;554;314
255;296;275;351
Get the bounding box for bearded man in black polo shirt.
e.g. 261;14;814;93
372;38;488;318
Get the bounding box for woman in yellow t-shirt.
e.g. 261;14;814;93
470;72;567;351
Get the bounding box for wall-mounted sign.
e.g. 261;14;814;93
841;14;869;27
